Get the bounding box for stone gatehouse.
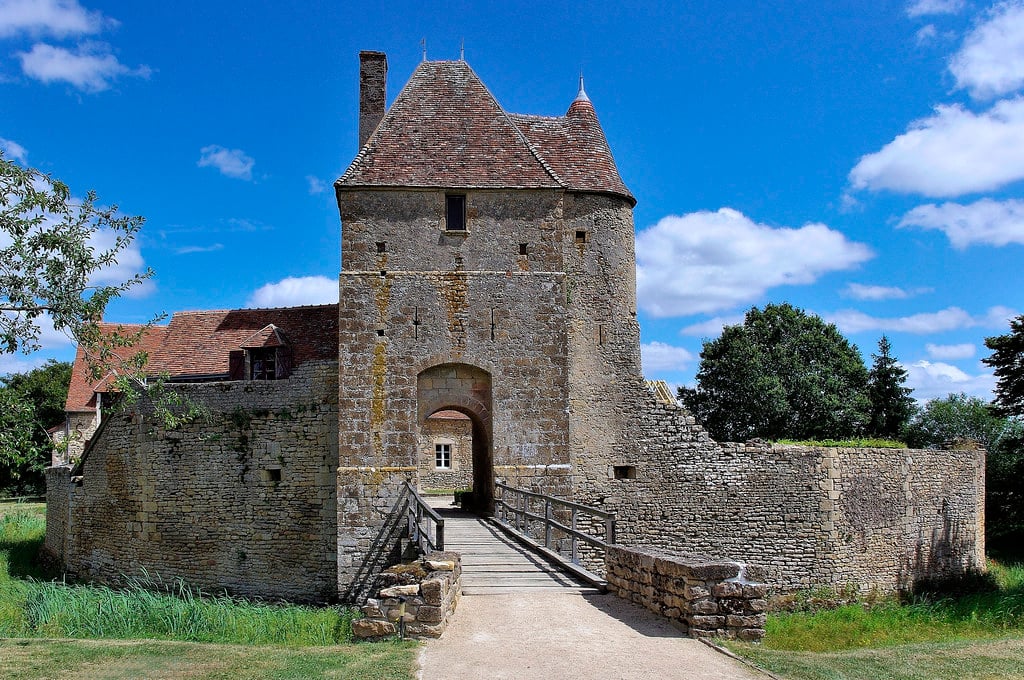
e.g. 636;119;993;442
45;51;985;603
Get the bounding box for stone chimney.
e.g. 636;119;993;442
358;51;387;149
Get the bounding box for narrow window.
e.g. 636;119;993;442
435;443;452;469
446;194;466;231
519;243;528;256
376;241;386;253
575;230;588;244
250;348;277;380
376;328;386;337
261;468;282;482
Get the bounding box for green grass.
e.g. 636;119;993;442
727;560;1024;679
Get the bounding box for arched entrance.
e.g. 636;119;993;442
416;363;493;512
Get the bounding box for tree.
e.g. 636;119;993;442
0;360;71;494
984;314;1024;417
678;303;870;441
866;335;915;438
1;154;151;355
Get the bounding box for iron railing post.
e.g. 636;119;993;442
544;500;553;549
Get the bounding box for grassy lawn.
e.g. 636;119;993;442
0;504;418;679
726;559;1024;679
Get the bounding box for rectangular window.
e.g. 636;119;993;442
250;348;277;380
446;194;466;231
435;443;452;469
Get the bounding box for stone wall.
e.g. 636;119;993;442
43;465;72;563
55;361;339;603
418;413;473;491
606;391;986;593
606;545;767;640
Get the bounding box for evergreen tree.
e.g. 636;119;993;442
866;335;915;438
983;314;1024;417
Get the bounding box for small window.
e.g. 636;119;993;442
250;348;277;380
435;443;452;469
519;243;528;256
613;465;636;480
261;468;282;482
575;230;588;244
376;242;386;253
376;328;386;337
446;195;466;231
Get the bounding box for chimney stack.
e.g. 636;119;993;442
358;51;387;149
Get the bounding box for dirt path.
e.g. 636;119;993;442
417;591;769;680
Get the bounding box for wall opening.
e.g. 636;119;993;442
613;465;636;480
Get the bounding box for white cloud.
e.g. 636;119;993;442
17;41;149;93
306;175;328;194
950;1;1024;100
635;209;873;317
246;276;338;308
828;305;1016;334
925;342;976;359
898;198;1024;248
640;341;694;374
850;98;1024;197
0;0;110;38
904;360;996;401
0;353;50;377
678;314;744;337
198;145;255;181
175;243;224;255
842;283;931;300
916;24;939;45
86;227;153;298
0;136;27;163
906;0;965;17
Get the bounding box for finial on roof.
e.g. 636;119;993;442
421;37;427;62
574;72;590;103
460;38;465;61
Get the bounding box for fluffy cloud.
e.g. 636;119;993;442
17;42;149;92
906;0;965;17
0;136;27;163
898;198;1024;248
679;315;745;337
0;0;109;38
828;305;1015;334
246;276;338;308
904;360;996;401
949;1;1024;99
198;145;255;181
842;283;931;300
635;209;872;317
306;175;328;194
849;98;1024;197
640;341;694;374
86;227;153;298
925;342;976;359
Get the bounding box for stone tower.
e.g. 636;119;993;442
334;52;641;596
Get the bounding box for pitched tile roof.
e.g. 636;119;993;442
338;60;634;204
65;323;168;412
65;305;338;412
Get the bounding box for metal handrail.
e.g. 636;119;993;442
493;481;615;566
404;481;445;555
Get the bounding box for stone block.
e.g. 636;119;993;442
738;628;766;642
687;615;726;629
379;584;419;598
712;581;743;598
420;578;445;606
742;583;768;598
748;599;768;613
726;614;766;628
417;605;444;623
690;599;718;615
352;619;396;639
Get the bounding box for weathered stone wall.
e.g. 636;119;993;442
43;465;72;562
418;415;473;491
55;411;99;466
354;551;462;640
59;362;339;603
607;391;986;592
606;545;767;640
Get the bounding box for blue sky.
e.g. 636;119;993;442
1;0;1021;402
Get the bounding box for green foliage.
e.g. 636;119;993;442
0;154;151;355
0;361;71;494
0;510;359;646
866;335;916;438
902;393;1017;452
984;314;1024;418
679;303;870;441
776;438;907;449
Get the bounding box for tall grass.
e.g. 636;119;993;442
0;509;360;646
761;560;1024;652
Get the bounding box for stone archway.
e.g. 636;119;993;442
416;363;493;512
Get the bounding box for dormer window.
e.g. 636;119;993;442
250;347;278;380
446;194;466;231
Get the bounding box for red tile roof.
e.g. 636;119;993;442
65;323;168;412
65;305;338;413
338;60;634;204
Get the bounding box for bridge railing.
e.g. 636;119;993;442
494;481;615;573
404;481;445;555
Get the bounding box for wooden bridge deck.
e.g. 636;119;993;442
428;497;600;595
